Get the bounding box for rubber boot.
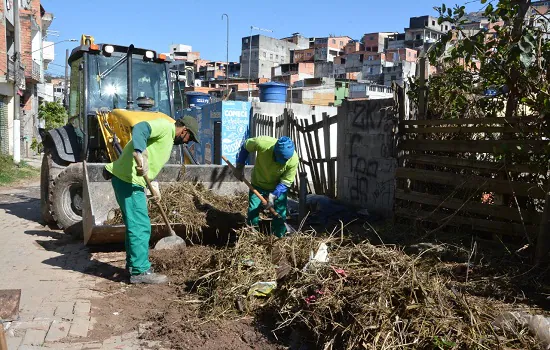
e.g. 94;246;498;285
129;268;168;284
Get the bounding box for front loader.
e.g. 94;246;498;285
41;35;250;245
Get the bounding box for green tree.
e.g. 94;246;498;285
38;101;67;131
419;0;550;121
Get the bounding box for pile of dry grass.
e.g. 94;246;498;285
105;182;248;234
184;228;539;349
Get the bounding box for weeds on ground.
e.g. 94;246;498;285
0;154;39;186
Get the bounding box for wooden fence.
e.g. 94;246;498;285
394;92;547;245
250;109;337;198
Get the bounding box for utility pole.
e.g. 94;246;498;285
64;49;69;110
12;0;21;164
222;14;229;99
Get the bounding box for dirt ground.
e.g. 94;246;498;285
84;216;550;350
88;246;285;350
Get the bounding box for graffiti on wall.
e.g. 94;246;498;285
342;99;397;215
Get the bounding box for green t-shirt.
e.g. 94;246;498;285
105;118;175;188
245;136;299;191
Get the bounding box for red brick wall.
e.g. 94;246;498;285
20;0;42;83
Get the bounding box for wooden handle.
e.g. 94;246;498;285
222;156;281;219
0;323;8;350
134;153;175;236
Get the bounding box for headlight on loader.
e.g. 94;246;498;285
104;45;114;54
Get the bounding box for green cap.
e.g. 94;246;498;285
181;116;200;143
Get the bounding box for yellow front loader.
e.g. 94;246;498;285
40;35;249;245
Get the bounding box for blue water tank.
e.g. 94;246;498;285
258;82;288;103
185;92;210;108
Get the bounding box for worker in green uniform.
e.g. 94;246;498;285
103;116;200;284
234;136;298;237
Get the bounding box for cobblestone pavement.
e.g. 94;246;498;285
0;180;161;349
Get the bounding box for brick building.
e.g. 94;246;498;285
0;0;52;156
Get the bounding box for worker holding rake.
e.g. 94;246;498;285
234;136;298;237
103;116;200;284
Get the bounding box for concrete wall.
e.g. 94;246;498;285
314;62;334;78
337;99;397;217
240;35;297;79
383;61;416;87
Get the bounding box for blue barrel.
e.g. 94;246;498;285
185;91;210;108
258;82;288;103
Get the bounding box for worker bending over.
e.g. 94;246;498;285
234;136;298;237
103;116;200;284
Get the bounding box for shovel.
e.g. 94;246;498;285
222;156;281;219
134;153;186;250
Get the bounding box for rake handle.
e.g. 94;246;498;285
134;153;175;236
222;156;281;219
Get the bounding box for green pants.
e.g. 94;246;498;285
247;187;287;238
111;176;151;275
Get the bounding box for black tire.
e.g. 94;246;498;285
50;163;84;239
40;150;67;227
40;153;56;225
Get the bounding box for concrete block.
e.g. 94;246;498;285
18;346;43;350
69;316;90;338
11;320;52;332
73;301;91;315
54;302;75;316
21;329;46;346
33;304;56;318
44;320;70;342
7;336;23;350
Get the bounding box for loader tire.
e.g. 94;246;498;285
51;163;84;239
40;150;66;227
40;153;56;225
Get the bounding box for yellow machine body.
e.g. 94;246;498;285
96;109;176;162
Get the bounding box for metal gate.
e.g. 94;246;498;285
0;97;8;155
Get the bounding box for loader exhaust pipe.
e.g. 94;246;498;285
126;44;134;110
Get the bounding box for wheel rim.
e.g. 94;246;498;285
62;183;83;219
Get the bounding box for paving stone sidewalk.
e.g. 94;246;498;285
0;180;161;349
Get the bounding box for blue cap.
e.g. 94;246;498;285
274;136;295;164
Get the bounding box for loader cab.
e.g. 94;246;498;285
67;39;174;162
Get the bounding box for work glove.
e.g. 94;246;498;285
264;193;276;210
133;150;149;177
234;163;245;181
146;181;161;204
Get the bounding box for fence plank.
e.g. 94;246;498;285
401;117;537;126
302;119;322;194
323;113;335;197
395;189;542;224
402;154;541;173
312;115;328;195
401;140;546;153
304;115;338;132
403;126;539;134
396;167;546;199
289;114;304;193
395;208;537;237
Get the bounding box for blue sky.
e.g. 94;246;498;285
41;0;479;77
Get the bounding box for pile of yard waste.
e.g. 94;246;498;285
148;228;545;349
105;182;248;235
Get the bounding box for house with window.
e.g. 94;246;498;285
0;0;53;155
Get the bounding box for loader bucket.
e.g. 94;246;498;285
82;162;252;245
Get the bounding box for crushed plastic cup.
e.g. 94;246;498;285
247;281;277;297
